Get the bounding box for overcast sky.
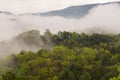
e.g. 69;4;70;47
0;0;119;13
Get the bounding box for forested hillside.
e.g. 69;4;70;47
1;30;120;80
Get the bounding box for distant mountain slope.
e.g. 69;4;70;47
39;4;97;18
0;11;13;15
32;1;120;18
0;1;120;18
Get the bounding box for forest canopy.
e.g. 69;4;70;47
1;30;120;80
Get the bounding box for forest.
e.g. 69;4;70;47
0;30;120;80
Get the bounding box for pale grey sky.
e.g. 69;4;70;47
0;0;119;13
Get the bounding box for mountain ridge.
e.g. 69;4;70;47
0;1;120;18
0;11;13;15
32;1;120;18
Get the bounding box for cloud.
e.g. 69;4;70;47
80;3;120;33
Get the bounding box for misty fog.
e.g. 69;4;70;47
0;3;120;41
0;3;120;57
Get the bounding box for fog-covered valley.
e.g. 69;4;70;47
0;3;119;57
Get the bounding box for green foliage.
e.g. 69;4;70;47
2;72;15;80
1;31;120;80
79;71;91;80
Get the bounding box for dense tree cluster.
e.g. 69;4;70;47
1;31;120;80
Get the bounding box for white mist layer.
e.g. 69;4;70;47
0;3;120;41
